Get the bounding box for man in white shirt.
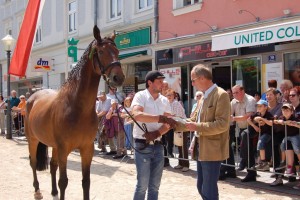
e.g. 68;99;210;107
131;70;176;200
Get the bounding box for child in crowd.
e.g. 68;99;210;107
121;97;134;150
273;103;300;189
248;100;273;171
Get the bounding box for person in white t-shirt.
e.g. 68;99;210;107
131;70;176;200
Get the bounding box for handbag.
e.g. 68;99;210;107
173;131;183;146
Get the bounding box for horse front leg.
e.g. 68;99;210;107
80;142;94;200
50;148;58;197
58;151;69;200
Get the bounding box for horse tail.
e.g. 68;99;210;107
36;142;49;171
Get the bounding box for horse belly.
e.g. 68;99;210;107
27;99;58;147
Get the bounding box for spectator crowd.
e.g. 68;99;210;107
94;78;300;192
2;75;300;197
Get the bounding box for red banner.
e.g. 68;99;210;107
9;0;41;76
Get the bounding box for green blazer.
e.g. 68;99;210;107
190;86;231;161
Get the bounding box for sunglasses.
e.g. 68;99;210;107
289;94;297;97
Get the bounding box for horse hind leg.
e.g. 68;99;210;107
28;140;48;199
80;142;94;200
50;148;59;197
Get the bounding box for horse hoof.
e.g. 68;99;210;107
34;189;43;199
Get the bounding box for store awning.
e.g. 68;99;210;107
118;50;148;60
212;20;300;51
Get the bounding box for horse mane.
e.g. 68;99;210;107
61;36;115;88
61;40;94;91
58;37;114;97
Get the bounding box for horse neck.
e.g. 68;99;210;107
60;59;100;113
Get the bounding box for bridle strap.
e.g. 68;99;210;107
89;40;121;87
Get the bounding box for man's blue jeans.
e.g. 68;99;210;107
197;160;221;200
133;142;164;200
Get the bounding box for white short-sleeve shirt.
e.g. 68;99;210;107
96;98;112;113
131;89;171;139
231;93;256;129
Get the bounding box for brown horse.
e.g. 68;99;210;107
25;26;124;200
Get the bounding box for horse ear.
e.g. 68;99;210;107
111;30;116;41
93;25;102;42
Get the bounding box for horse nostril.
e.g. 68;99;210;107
113;75;125;84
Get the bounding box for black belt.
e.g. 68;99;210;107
134;138;162;145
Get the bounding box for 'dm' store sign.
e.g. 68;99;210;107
31;56;53;72
212;20;300;51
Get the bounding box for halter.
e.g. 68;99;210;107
89;39;121;87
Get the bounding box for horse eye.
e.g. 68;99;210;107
98;50;104;55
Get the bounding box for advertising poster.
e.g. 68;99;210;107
159;67;181;96
287;59;300;86
262;62;283;92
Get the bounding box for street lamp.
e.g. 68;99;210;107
2;34;15;139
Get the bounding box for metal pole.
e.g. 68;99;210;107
6;50;12;139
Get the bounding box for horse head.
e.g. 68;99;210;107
90;25;125;88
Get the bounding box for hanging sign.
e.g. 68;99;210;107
31;56;52;72
212;20;300;51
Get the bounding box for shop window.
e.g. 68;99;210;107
135;61;152;85
232;57;261;96
284;52;300;86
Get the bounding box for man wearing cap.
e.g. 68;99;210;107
96;91;112;153
131;70;176;200
241;99;273;182
185;64;230;200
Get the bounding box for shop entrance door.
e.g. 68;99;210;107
212;66;231;90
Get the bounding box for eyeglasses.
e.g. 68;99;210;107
289;94;297;97
191;76;200;83
196;95;202;98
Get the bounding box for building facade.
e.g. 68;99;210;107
0;0;156;97
155;0;300;115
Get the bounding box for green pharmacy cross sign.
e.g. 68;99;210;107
68;38;79;62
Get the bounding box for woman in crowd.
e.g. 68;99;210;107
12;95;26;135
106;99;126;159
191;91;203;114
165;88;189;172
265;88;284;186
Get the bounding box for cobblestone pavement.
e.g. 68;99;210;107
0;135;299;200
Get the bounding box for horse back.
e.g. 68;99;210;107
26;89;58;115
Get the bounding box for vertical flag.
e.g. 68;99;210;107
9;0;45;77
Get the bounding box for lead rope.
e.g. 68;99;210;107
104;83;152;154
